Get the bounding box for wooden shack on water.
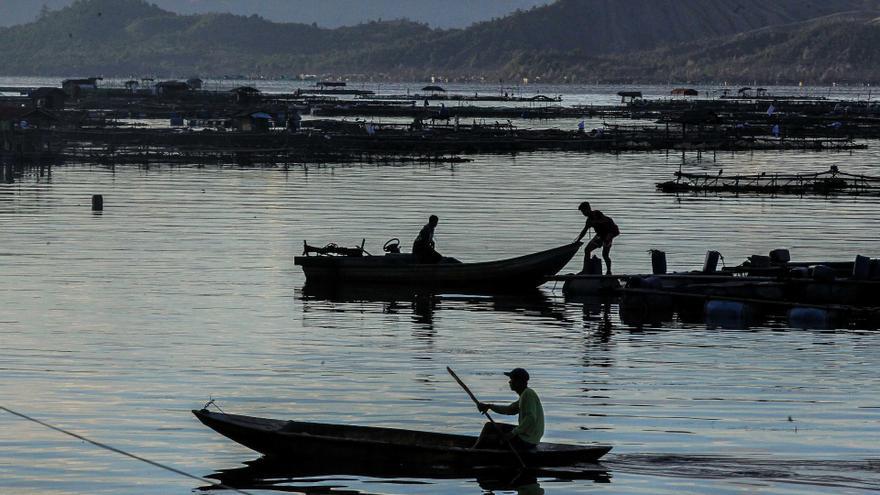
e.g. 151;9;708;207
62;77;102;98
231;86;261;104
30;88;67;109
231;110;273;132
155;81;192;98
617;91;642;103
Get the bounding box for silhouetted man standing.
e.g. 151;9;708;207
576;202;620;275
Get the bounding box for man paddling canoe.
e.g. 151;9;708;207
473;368;544;451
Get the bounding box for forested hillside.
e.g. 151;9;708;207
0;0;878;83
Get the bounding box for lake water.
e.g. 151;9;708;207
2;87;880;494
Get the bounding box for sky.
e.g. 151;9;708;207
0;0;553;28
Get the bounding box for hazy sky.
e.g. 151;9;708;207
0;0;552;28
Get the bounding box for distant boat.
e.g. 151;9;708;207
294;242;582;291
193;409;612;467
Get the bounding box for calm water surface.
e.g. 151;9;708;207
2;143;879;494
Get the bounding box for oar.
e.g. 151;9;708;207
446;366;527;469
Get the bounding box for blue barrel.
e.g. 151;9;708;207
627;276;657;289
650;250;667;275
788;307;833;329
705;300;753;328
706;300;748;318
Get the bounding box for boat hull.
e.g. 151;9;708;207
294;242;582;291
193;409;611;467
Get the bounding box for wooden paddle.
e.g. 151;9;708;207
446;366;527;469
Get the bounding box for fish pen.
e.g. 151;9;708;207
657;165;880;196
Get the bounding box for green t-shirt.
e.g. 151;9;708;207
494;387;544;445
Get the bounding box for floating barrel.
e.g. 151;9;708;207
769;249;790;263
91;194;103;211
628;276;663;290
706;300;754;327
788;307;833;329
650;249;667;275
703;250;721;273
852;255;871;280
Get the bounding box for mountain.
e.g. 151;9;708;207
422;0;872;57
615;11;880;84
0;0;552;29
346;0;877;76
0;0;437;75
471;11;880;84
0;0;878;83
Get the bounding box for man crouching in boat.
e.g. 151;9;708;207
473;368;544;451
412;214;443;263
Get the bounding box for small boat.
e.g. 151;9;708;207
294;242;582;291
193;409;612;467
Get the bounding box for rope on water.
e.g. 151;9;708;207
0;405;254;495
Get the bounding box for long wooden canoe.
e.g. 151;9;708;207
193;409;612;467
294;242;582;291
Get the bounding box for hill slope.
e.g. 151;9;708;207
507;11;880;84
0;0;552;29
429;0;871;57
633;11;880;83
0;0;878;83
0;0;436;75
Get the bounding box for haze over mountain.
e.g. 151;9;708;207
0;0;878;83
0;0;551;29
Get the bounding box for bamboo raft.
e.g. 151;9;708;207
657;165;880;196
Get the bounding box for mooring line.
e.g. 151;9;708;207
0;405;254;495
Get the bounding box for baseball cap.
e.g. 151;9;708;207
503;368;530;381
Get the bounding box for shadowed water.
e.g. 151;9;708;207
1;135;879;493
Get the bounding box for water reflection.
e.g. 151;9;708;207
201;457;610;494
299;284;569;324
618;293;675;328
607;454;880;492
616;290;880;331
574;298;616;370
